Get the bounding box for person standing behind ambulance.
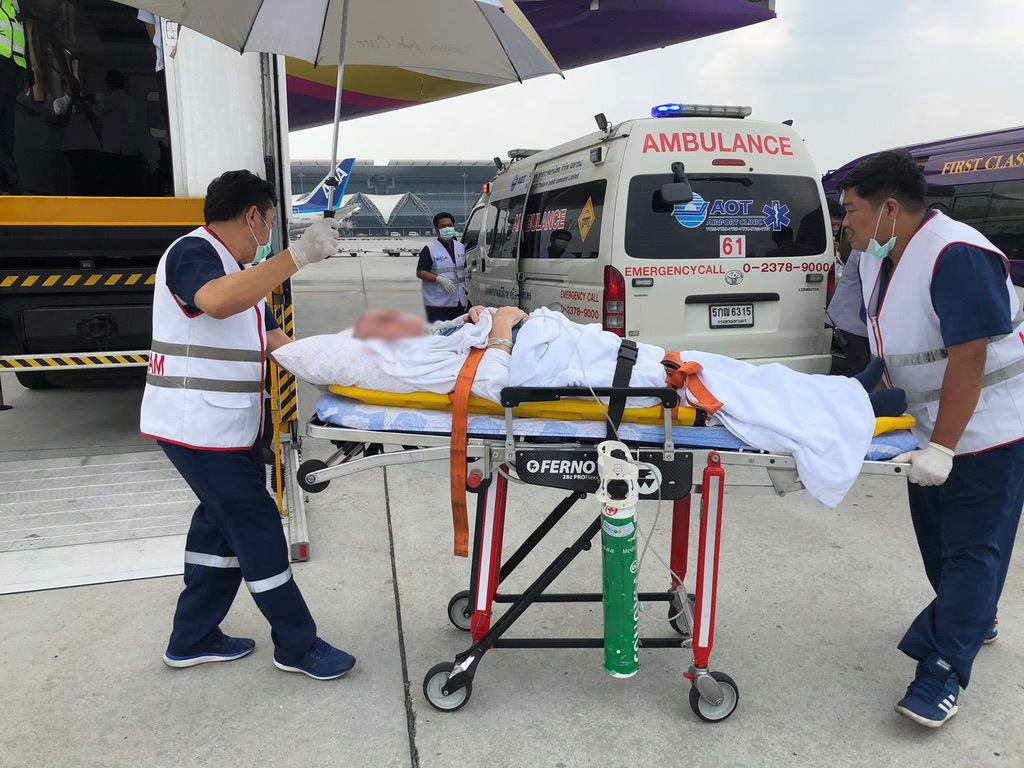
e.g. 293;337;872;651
416;211;468;322
141;170;356;680
0;0;31;195
839;150;1024;729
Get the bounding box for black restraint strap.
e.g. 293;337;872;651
606;339;639;440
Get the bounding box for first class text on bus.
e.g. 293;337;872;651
642;132;794;156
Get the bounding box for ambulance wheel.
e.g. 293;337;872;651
350;252;358;258
447;591;473;632
297;459;330;493
388;251;401;258
15;371;51;389
423;662;472;712
668;592;696;636
688;672;739;723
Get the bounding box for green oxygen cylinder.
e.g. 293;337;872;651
596;440;641;678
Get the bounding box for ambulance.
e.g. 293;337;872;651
464;104;835;373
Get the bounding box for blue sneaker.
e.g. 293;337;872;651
894;654;960;729
163;635;255;668
984;618;999;645
273;637;355;680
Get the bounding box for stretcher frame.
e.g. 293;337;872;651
299;386;907;720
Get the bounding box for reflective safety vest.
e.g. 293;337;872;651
0;0;26;69
860;211;1024;455
140;227;267;450
421;238;467;308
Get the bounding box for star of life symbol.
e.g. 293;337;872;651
761;200;791;231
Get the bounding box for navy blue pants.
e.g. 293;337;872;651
425;303;467;323
160;441;317;663
898;439;1024;686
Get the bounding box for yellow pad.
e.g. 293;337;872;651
328;386;917;435
329;385;698;426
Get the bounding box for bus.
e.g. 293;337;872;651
822;127;1024;287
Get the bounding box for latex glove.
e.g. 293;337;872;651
436;275;456;293
893;442;955;486
290;217;340;269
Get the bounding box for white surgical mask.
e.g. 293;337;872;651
866;205;897;260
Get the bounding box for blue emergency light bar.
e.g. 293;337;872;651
651;103;752;119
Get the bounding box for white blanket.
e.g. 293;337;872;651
365;307;875;507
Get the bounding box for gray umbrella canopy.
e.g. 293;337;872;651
119;1;561;205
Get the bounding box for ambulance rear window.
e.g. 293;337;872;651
624;174;828;260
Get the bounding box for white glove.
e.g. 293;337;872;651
436;275;456;293
290;217;340;269
893;442;955;486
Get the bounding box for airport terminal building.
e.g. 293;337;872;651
291;160;495;236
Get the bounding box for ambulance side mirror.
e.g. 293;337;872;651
659;181;694;205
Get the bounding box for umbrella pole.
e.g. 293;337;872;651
326;0;350;213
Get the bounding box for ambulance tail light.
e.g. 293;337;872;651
482;183;491;194
712;158;746;167
604;265;626;337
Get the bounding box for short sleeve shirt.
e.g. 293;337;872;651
164;236;279;330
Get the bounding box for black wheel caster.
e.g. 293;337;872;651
688;671;739;723
668;592;696;637
423;662;472;712
447;591;472;632
297;459;329;493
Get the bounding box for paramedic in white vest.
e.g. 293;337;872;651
416;211;468;322
840;150;1024;729
140;170;356;680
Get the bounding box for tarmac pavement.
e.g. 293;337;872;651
1;254;1022;768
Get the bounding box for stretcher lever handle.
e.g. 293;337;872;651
500;387;678;409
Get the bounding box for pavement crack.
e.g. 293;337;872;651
383;467;420;768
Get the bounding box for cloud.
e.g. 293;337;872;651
289;1;1024;173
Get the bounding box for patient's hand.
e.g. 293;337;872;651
493;306;528;326
467;305;488;323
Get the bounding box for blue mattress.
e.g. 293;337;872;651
315;393;917;461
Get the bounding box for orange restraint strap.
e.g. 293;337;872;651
661;352;724;416
449;347;486;557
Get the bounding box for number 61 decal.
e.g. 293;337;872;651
719;235;745;259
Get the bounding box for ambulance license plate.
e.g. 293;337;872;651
709;303;754;328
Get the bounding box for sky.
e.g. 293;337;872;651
288;0;1024;174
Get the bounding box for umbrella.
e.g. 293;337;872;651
119;0;561;208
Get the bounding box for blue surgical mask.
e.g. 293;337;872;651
249;212;273;263
866;205;897;260
439;226;456;241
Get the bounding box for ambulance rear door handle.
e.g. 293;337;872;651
684;292;780;304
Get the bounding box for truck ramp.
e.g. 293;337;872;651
0;452;194;594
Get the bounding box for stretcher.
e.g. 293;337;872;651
299;385;914;721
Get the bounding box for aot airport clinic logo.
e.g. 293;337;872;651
671;192;709;229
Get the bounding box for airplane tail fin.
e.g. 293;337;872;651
295;157;355;212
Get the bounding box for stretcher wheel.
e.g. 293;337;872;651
688;672;739;723
447;591;473;632
423;662;472;712
297;459;330;493
668;593;696;637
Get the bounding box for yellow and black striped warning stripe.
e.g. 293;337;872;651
267;289;298;424
0;351;150;370
0;272;156;290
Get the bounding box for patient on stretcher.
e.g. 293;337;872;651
275;305;907;507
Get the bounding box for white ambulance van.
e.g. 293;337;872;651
463;104;834;373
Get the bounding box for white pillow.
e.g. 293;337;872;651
271;332;416;392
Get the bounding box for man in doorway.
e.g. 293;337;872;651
94;69;137;195
0;0;31;194
416;211;468;322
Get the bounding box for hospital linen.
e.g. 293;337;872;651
512;309;875;507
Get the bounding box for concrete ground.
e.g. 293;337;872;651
1;254;1023;768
